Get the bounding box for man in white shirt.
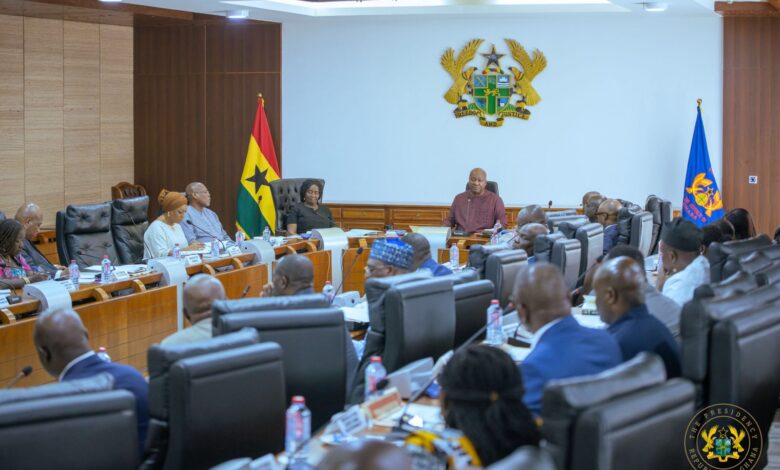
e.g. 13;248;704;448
657;217;709;306
161;274;225;346
181;182;229;244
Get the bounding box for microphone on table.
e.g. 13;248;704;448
240;285;251;298
329;246;364;303
0;280;22;304
548;200;553;209
4;366;33;389
185;220;228;248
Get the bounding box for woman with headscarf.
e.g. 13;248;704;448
144;189;203;259
0;219;48;288
286;179;334;235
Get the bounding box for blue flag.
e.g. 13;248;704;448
682;105;724;227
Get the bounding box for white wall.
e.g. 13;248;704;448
282;15;722;208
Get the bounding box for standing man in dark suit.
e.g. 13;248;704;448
15;203;65;277
597;199;622;254
594;257;681;377
513;263;622;415
33;309;149;456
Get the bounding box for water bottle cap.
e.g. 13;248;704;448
70;260;76;264
175;243;180;247
325;281;331;285
291;396;305;404
103;255;108;259
370;356;382;363
490;299;499;304
98;347;107;352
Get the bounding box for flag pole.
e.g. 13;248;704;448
697;98;702;108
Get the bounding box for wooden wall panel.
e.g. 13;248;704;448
24;17;64;219
99;24;133;201
64;21;101;205
723;18;780;236
0;15;25;214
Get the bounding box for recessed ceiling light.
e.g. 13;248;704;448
226;9;250;18
99;0;122;3
643;2;667;12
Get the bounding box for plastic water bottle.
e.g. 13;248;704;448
449;244;460;270
262;226;271;242
235;231;245;244
173;243;181;261
364;356;387;401
211;238;221;258
68;260;80;288
97;347;111;362
486;299;506;346
285;396;311;465
490;221;503;245
100;255;112;284
322;281;335;300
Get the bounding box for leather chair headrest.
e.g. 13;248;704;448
111;196;149;225
62;202;113;234
211;294;330;319
694;270;759;300
533;232;564;263
216;308;344;337
468;244;510;277
542;352;665;415
439;267;478;285
0;373;114;406
557;219;588;238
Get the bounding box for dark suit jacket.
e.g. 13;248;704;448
21;238;58;275
603;224;619;254
608;303;681;378
521;315;623;415
62;353;150;455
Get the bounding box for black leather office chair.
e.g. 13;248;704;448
556;218;588;237
693;270;760;300
215;308;348;431
614;205;640;247
616;209;653;256
441;267;479;285
211;294;330;330
551;238;581;290
722;251;774;280
487;446;556;470
56;202;119;268
467;243;510;278
533;232;565;263
485;249;527;308
0;374;138;470
547;215;588;232
560;222;603;279
464;181;499;195
111;196;149;264
269;178;325;233
644;195;672;255
144;329;285;470
453;279;494;347
0;211;5;221
755;260;780;286
546;209;578;218
706;234;773;282
541;353;695;470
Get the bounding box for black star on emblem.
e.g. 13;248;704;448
481;45;505;69
245;166;269;195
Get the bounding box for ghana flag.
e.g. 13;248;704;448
236;96;280;237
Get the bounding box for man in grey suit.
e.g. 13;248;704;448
15;203;64;277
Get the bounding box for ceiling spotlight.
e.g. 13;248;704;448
226;9;249;19
643;2;668;11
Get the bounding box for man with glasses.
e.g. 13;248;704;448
364;238;415;280
596;198;622;255
182;182;229;243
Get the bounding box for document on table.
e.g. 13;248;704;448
373;403;444;428
342;302;369;323
345;229;382;238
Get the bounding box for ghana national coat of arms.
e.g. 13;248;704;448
441;39;547;127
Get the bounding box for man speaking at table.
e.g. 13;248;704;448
443;168;506;234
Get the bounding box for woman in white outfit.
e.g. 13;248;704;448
144;189;203;259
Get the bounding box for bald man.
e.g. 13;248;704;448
512;223;549;262
597;199;622;254
584;194;605;224
15;203;65;277
516;204;548;228
443;168;506;234
513;263;621;415
34;309;149;455
401;233;452;276
594;257;681;377
181;182;229;244
161;274;226;346
262;254;316;297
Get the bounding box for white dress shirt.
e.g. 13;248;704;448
662;255;710;306
143;220;189;259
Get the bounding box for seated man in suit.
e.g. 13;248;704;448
181;182;229;244
15;203;65;277
597;199;622;254
594;257;681;377
401;233;452;277
512;223;549;263
365;239;415;280
656;217;708;306
262;254;316;296
443;168;506;234
514;263;622;415
516;204;548;228
161;274;225;346
33;309;149;456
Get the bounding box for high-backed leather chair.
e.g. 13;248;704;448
722;251;774;280
144;329;285;470
644;195;672;255
616;209;653;256
693;270;760;300
56;202;119;268
547;215;588;232
755;261;780;286
0;374;138;470
485;249;527;308
614;205;640;247
467;243;510;278
111;196;149;264
487;446;556;470
706;234;773;282
551;238;581;290
556;218;588;237
560;222;603;278
541;353;695;470
533;232;565;263
546;209;578;218
269;178;325;233
0;211;5;221
442;267;479;285
211;294;329;330
111;182;148;200
453;279;494;347
214;308;348;431
464;181;499;195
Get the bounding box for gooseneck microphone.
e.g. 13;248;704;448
329;246;364;302
186;220;228;244
4;366;33;389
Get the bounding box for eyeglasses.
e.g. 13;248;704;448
364;264;389;275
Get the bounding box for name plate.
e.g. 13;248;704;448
248;454;280;470
333;405;369;436
59;279;78;292
0;297;9;308
184;254;202;266
113;271;130;281
362;387;404;421
227;246;243;257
